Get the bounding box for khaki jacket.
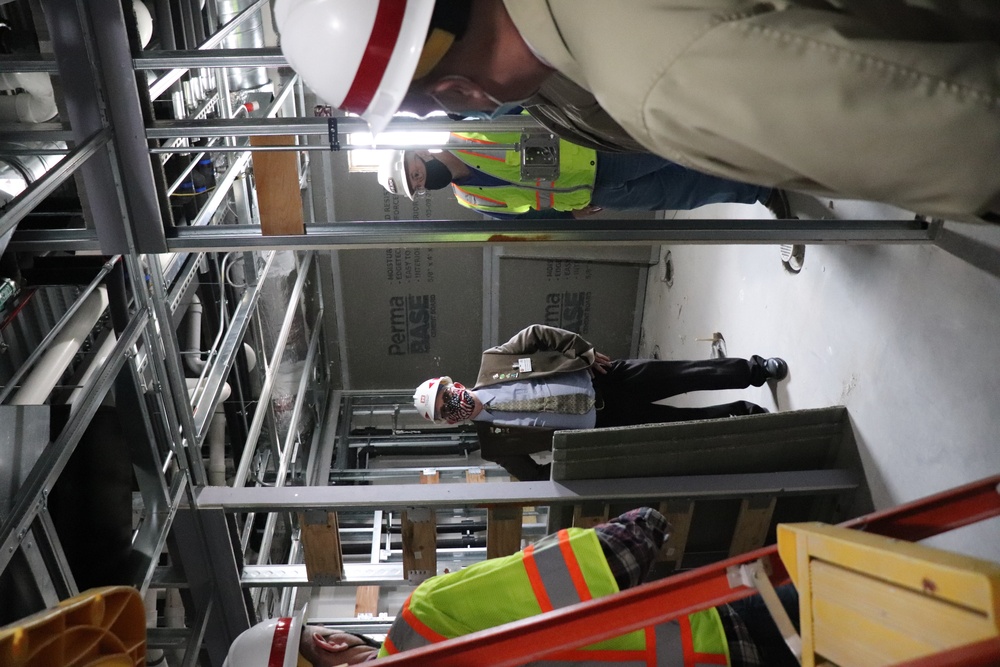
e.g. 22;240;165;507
473;324;597;481
474;324;596;389
504;0;1000;219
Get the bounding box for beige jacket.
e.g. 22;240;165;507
504;0;1000;219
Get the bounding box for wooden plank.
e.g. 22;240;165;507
658;500;695;568
354;586;380;616
487;507;523;559
466;467;523;558
403;471;438;583
401;508;437;584
728;495;777;557
250;134;304;236
572;502;608;529
299;510;343;583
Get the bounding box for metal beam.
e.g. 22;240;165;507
145;115;545;139
161;218;937;252
0;308;148;572
136;47;286;69
41;0;168;253
199;469;859;512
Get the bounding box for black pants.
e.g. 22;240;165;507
592;356;769;427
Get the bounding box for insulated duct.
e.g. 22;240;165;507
0;72;57;124
215;0;268;90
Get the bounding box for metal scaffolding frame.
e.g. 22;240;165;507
0;0;967;664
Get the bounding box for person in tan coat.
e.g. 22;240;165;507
412;325;788;481
276;0;1000;221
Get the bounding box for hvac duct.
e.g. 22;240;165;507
0;141;67;207
215;0;268;90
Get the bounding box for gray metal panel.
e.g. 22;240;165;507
551;406;849;481
336;248;484;389
0;406;51;516
497;257;642;359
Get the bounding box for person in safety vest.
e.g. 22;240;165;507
223;508;801;666
413;324;788;482
376;133;794;219
273;0;1000;223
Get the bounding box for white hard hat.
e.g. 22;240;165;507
275;0;436;136
223;606;307;667
414;376;450;422
377;150;414;200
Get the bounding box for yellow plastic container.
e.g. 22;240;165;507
0;586;145;666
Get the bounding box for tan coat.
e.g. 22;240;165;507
474;324;596;389
505;0;1000;219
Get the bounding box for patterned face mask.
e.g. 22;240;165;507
440;382;476;423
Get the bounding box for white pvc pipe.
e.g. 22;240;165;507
0;72;57;123
67;328;117;417
207;411;227;486
184;294;207;374
12;286;109;405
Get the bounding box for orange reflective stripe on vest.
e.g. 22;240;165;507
380;594;446;655
524;529;593;611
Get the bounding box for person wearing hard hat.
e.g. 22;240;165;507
376;132;794;219
223;607;382;666
225;508;800;666
413;324;788;481
274;0;1000;222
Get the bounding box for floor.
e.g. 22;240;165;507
641;196;1000;562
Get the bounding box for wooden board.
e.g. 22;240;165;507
354;586;380;616
728;496;777;557
659;500;695;568
250;134;304;236
487;507;523;559
299;511;344;583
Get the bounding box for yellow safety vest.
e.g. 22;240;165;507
378;527;730;666
448;131;597;214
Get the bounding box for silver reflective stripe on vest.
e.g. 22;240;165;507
655;621;685;667
653;621;724;667
452;187;509;209
531;538;585;609
384;611;433;653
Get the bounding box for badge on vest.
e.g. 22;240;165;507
517;358;533;373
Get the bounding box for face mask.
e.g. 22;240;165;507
440;383;476;423
421;157;454;190
431;76;528;121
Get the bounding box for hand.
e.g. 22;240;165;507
572;205;603;218
590;351;612;374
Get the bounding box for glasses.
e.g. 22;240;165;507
404;154;427;197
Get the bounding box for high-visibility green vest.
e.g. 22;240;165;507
378;527;730;666
448;131;597;214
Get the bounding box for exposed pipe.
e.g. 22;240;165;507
187;379;231;486
0;72;57;123
67;328;118;417
11;286;109;405
184;294;207;373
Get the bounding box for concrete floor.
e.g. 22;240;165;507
641;196;1000;562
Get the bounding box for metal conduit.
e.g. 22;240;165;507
147;0;270;100
232;251;314;488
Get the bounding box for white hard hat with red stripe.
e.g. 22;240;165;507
275;0;435;136
413;376;450;422
223;607;307;667
378;150;415;200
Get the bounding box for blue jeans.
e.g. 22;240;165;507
590;152;770;211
